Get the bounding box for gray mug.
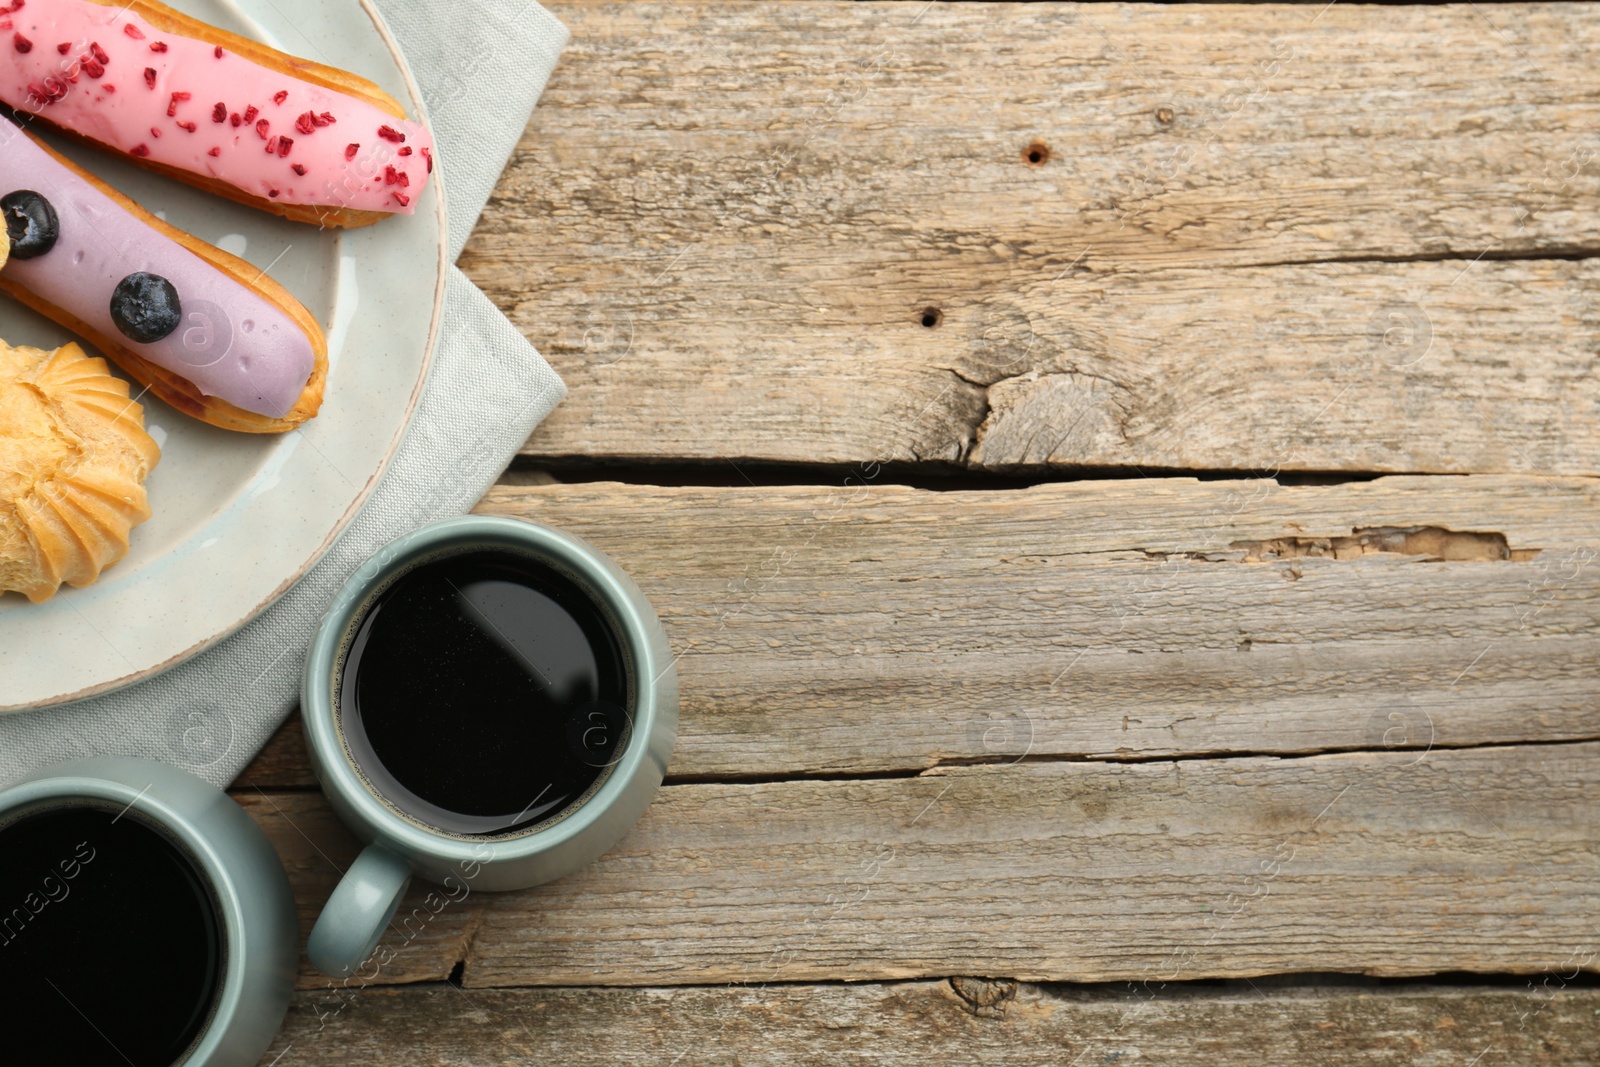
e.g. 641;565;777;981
0;756;297;1065
301;515;677;977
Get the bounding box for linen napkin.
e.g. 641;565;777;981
0;0;570;788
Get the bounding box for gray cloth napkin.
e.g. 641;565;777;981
0;0;570;789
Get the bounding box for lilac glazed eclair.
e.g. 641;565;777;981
0;117;326;431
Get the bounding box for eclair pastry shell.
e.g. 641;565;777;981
0;339;160;603
31;0;414;228
0;132;329;434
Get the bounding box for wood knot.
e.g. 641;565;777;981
1155;106;1175;125
950;976;1018;1017
1022;140;1050;166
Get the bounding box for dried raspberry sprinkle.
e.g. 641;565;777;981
229;111;241;127
149;41;167;52
1;21;13;31
82;58;103;78
344;142;359;159
315;111;335;126
277;135;293;157
206;146;220;156
123;23;143;39
295;111;315;135
376;125;404;143
131;143;149;156
398;146;412;156
13;32;30;52
420;146;432;173
291;163;306;176
212;102;226;122
149;126;161;138
255;118;269;139
264;135;278;154
102;83;115;92
267;188;280;198
176;120;196;132
214;45;223;58
54;41;68;53
143;66;156;88
8;1;21;10
89;42;108;64
166;91;189;116
391;191;409;207
273;89;288;105
243;105;257;123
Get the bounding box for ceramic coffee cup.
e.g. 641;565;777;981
302;515;677;977
0;756;297;1065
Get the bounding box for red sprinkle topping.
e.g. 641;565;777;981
383;164;401;186
123;23;144;39
420;146;431;173
273;89;288;105
398;146;412;156
176;120;196;132
316;111;335;126
149;41;167;52
9;2;21;10
143;66;156;88
166;90;189;116
0;20;9;30
376;125;404;143
27;77;65;103
392;191;409;207
214;45;223;58
243;105;257;123
295;111;315;135
277;135;293;157
131;143;149;156
102;82;115;92
12;32;30;52
229;112;241;127
344;142;358;159
206;146;220;156
267;188;280;198
264;135;278;153
82;58;103;78
255;118;269;139
291;163;306;175
54;41;68;54
149;125;161;138
90;41;108;64
212;102;226;122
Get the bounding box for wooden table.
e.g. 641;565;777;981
244;2;1600;1061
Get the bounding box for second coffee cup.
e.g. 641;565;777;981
302;516;677;977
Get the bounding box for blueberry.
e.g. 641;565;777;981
1;190;59;259
110;272;182;344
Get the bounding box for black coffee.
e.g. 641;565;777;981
340;549;631;835
0;805;223;1065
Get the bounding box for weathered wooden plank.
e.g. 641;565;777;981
244;742;1600;988
232;475;1600;788
259;981;1600;1066
464;2;1600;472
494;476;1597;778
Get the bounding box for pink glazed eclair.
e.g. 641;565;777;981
0;0;434;228
0;118;327;432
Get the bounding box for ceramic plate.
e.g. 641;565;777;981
0;0;445;710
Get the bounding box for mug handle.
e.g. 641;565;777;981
307;844;412;978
